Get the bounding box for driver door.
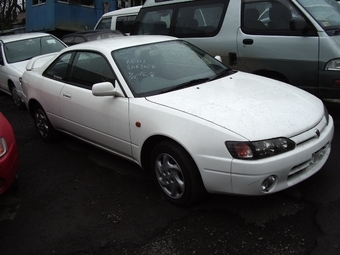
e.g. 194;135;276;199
58;51;132;157
237;0;319;94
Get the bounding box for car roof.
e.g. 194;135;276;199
62;35;177;53
143;0;193;7
0;32;54;43
61;29;124;38
102;5;142;17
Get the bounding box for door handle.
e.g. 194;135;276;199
243;39;254;45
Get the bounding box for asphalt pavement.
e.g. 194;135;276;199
1;92;340;255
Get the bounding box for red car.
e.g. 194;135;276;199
0;112;19;194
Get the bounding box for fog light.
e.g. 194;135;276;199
261;175;276;192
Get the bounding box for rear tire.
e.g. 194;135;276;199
151;140;206;207
33;105;57;142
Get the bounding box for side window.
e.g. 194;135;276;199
69;52;115;89
95;17;112;30
62;36;75;45
175;3;225;37
32;0;46;5
134;9;172;35
116;15;137;34
242;0;315;35
44;53;73;81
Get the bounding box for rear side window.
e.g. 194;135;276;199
131;0;228;38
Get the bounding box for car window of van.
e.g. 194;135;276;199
132;1;227;38
96;17;112;30
116;15;138;34
135;9;172;35
175;3;224;37
242;0;316;36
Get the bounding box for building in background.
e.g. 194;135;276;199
25;0;144;37
118;0;143;8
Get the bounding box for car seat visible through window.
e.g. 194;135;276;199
268;2;292;30
244;8;266;30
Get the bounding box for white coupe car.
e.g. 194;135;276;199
0;32;66;108
22;35;334;206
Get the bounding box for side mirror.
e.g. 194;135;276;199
92;81;123;97
0;58;4;66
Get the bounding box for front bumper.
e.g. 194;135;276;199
201;115;334;196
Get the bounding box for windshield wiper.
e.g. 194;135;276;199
160;78;210;94
325;27;340;35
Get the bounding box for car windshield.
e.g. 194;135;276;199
297;0;340;31
4;36;66;64
112;40;230;97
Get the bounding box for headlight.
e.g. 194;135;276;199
226;137;295;160
0;137;7;157
325;59;340;71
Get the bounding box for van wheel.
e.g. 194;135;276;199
151;140;206;207
33;105;57;142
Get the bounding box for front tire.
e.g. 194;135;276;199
33;105;57;142
151;140;206;207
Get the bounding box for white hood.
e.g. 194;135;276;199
146;72;324;141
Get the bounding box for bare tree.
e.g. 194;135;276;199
0;0;23;30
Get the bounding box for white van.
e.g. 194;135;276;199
131;0;340;99
94;5;142;34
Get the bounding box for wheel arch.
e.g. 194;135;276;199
27;99;42;117
7;79;15;91
140;135;198;173
141;135;173;171
143;135;207;206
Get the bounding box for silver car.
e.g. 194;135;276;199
131;0;340;99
